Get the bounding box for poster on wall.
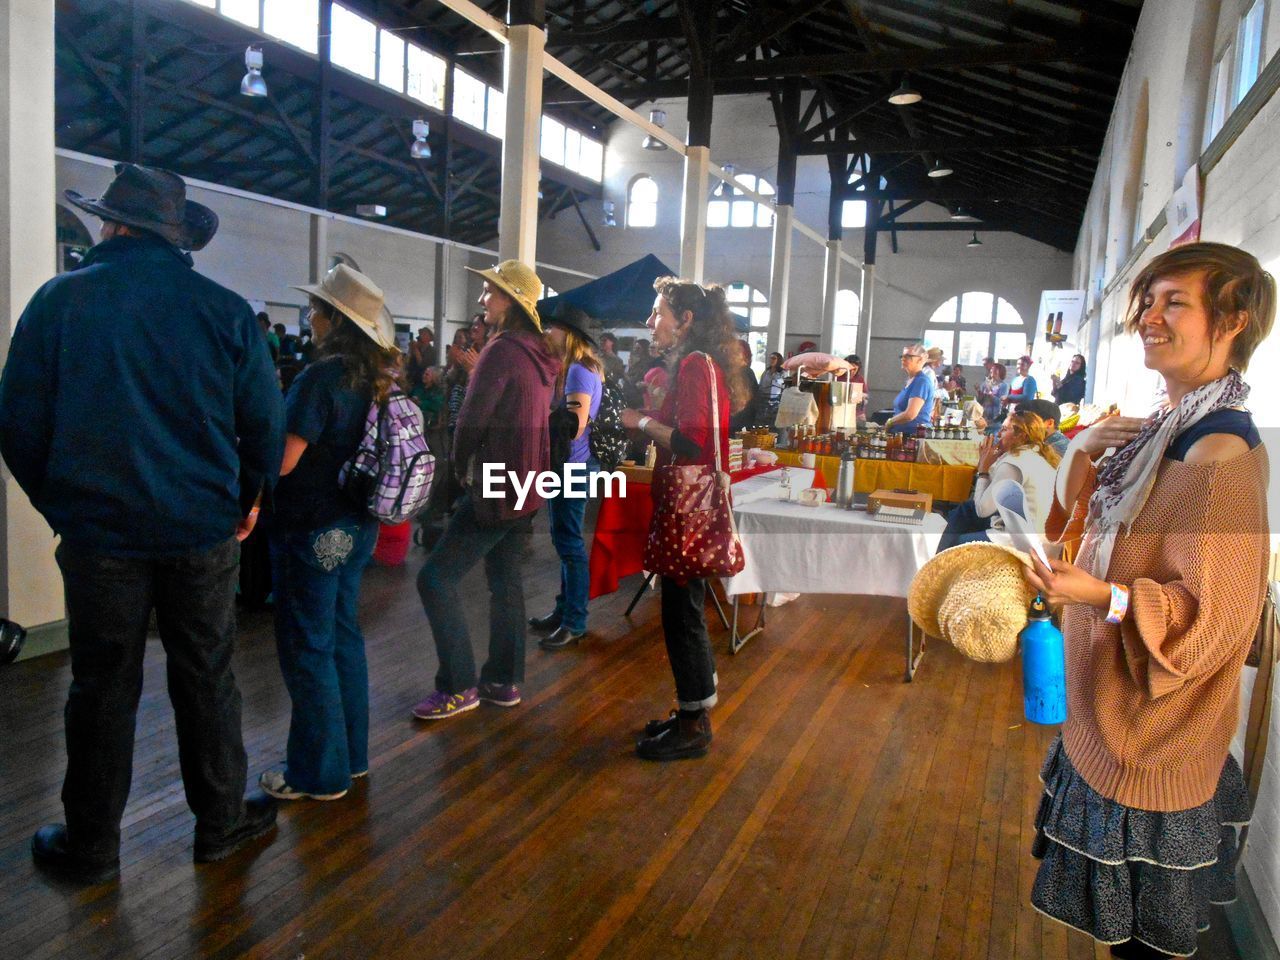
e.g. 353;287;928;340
1167;163;1201;247
1036;290;1086;344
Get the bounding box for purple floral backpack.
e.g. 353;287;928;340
339;392;436;523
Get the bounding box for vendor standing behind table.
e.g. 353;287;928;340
1023;241;1274;960
884;342;935;435
756;351;786;426
977;362;1009;427
1052;353;1087;406
619;277;748;762
1005;355;1038;407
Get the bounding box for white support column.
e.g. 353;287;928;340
819;239;841;354
766;204;794;355
857;262;875;362
498;23;544;265
0;0;63;632
679;145;710;283
308;213;329;282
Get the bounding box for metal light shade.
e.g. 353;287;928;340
888;79;922;106
643;108;668;150
240;46;267;97
410;139;431;160
715;163;736;197
928;158;953;178
240;68;268;98
966;231;983;248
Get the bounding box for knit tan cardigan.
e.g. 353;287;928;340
1047;444;1270;811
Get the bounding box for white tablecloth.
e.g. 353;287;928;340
724;475;945;598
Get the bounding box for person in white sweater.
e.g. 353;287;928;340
937;410;1062;551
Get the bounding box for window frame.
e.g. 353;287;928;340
626;175;659;229
923;292;1026;375
708;174;776;229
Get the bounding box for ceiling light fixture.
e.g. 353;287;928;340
927;158;953;178
715;163;736;197
642;109;668;150
966;231;983;248
887;77;922;106
355;204;387;218
950;205;977;221
603;200;617;227
240;45;267;97
410;119;431;160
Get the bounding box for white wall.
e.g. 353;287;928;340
1071;0;1280;944
533;95;1071;410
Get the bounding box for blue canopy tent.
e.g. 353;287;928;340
538;254;749;331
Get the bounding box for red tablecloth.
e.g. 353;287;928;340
588;462;818;599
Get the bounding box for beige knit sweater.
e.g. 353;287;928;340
1047;444;1270;811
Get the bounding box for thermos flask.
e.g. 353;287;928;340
1020;594;1067;724
835;448;856;509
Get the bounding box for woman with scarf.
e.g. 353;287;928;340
620;277;748;761
1024;243;1274;959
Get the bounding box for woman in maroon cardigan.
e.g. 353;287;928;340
621;277;748;761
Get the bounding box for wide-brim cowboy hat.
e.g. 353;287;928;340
907;541;1036;663
292;263;397;351
65;163;219;251
926;347;945;362
543;307;598;347
465;259;543;331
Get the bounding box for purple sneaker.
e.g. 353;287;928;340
477;682;521;707
411;688;478;720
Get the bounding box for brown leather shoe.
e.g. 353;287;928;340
635;710;712;761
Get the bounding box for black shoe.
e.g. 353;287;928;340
528;611;562;631
193;791;278;863
31;824;119;884
636;710;712;761
538;626;584;650
642;710;679;738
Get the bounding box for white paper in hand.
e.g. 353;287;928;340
985;478;1050;566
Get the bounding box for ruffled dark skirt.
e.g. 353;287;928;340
1031;736;1250;957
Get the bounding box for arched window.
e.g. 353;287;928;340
726;282;769;376
627;175;658;228
708;174;775;229
831;288;861;357
923;292;1026;374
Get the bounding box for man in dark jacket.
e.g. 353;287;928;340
0;164;285;883
413;260;558;720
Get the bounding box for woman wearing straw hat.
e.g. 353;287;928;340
260;264;399;801
620;277;749;761
413;260;559;720
531;308;605;651
1023;242;1274;959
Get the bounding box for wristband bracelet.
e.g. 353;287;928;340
1105;583;1130;624
637;415;652;433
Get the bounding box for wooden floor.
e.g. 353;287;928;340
0;524;1242;960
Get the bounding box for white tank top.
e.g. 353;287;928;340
990;448;1058;532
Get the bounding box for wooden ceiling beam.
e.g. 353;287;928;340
796;130;1102;155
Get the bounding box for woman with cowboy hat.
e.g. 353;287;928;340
620;276;749;761
259;263;399;801
531;307;605;651
1024;242;1274;958
413;260;559;720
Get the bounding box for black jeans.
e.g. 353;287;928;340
55;537;246;859
659;577;718;710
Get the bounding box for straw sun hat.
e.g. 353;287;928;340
292;263;396;350
465;259;543;331
907;541;1037;663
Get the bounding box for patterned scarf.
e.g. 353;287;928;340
1083;369;1250;579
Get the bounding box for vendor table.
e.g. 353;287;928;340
915;437;980;467
722;475;945;678
773;450;976;503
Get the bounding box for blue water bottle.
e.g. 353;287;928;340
1020;594;1067;724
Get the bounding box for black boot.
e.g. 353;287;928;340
538;626;584;650
636;709;712;761
193;790;278;863
528;611;561;631
31;825;120;884
642;710;678;738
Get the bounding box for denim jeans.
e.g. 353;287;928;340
547;458;598;633
937;499;993;552
417;492;533;693
54;537;245;860
660;577;718;710
269;516;379;795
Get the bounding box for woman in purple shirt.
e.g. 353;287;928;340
531;310;604;650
